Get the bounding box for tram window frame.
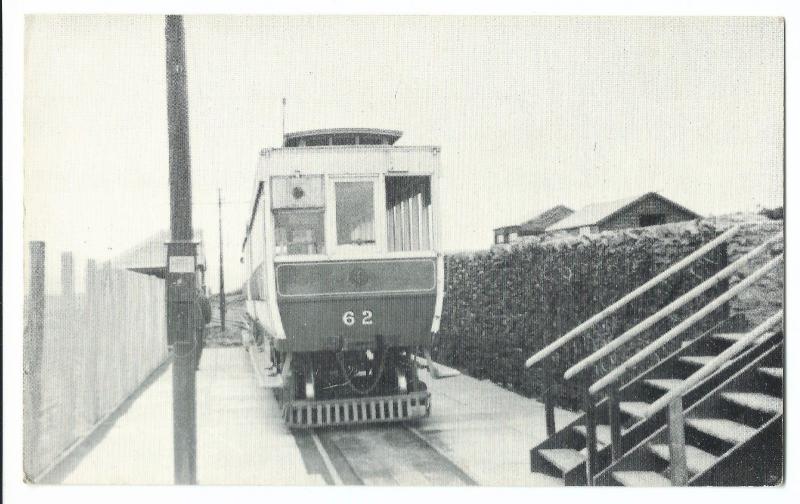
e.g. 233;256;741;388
326;175;382;255
270;175;327;257
273;208;326;256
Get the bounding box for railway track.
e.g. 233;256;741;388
305;423;478;486
247;343;474;485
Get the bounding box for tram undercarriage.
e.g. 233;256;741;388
271;344;431;428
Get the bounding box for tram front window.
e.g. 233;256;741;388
274;209;325;255
335;181;375;246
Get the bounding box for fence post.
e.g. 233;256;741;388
544;374;556;437
85;259;99;424
97;262;113;415
24;241;46;480
61;252;79;439
667;397;689;486
608;384;623;461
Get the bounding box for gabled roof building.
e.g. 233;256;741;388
494;205;574;244
546;192;701;235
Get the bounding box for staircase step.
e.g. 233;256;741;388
612;470;672;487
679;355;714;367
619;401;651;419
721;392;783;414
573;424;612;446
538;448;586;473
686;418;757;444
758;367;783;380
649;444;718;475
643;378;684;391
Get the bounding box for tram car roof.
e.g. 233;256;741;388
256;128;440;177
282;128;403;147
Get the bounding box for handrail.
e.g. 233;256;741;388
644;310;783;418
563;233;782;380
524;225;741;369
588;253;784;394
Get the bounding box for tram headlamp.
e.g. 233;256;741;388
271;175;323;209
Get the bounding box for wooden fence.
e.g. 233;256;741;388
23;241;168;481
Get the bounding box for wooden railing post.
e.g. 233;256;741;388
667;397;688;486
544;374;556;437
608;384;623;461
582;370;598;485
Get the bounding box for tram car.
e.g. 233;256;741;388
242;128;444;428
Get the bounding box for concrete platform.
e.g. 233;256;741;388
414;365;579;486
60;347;324;485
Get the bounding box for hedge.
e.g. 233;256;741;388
433;220;731;410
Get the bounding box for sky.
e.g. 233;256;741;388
23;15;784;293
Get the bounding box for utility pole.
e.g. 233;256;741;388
218;188;226;331
164;14;197;485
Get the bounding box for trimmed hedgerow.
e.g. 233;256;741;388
433;220;731;410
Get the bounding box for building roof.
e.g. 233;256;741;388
519;205;574;233
546;192;700;231
493;205;574;235
493;224;521;234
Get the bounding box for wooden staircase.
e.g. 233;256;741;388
524;226;783;486
595;340;783;486
530;319;780;485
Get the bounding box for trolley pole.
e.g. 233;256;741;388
218;188;226;331
164;14;197;485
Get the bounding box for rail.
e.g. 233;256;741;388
564;233;782;380
588;253;784;394
524;225;740;369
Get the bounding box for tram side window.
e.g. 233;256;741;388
335;182;376;246
274;209;325;255
385;176;432;251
